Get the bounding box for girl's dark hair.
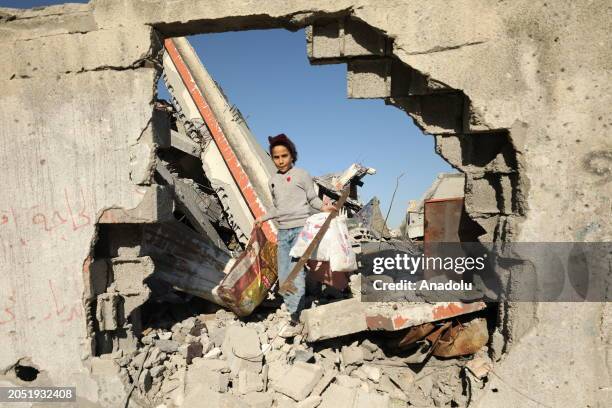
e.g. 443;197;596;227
268;133;298;163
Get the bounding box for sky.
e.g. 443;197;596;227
4;0;455;228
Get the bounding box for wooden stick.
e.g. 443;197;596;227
279;187;351;295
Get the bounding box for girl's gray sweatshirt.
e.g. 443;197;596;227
260;167;323;229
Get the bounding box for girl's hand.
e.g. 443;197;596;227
321;203;337;213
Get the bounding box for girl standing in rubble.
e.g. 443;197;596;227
255;134;335;334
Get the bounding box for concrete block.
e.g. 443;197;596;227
97;224;143;258
186;358;230;394
465;175;500;214
110;256;154;295
341;345;365;366
222;326;262;376
237;369;263;394
389;93;464;134
267;360;291;385
319;383;356;408
96;292;119;331
348;59;438;99
169;129;202;157
347;59;390;99
435;135;463;168
307;18;388;63
98;185;174;223
273;362;324;401
343;18;388;57
155;339;180;354
354;389;389;408
306;22;341;61
302;298;368;342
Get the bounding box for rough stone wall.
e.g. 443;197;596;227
0;0;609;406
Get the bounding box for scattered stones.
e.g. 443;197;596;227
155;339;180;353
144;347;166;368
204;347;222;359
150;365;166;378
341;345;365;366
138;368;152;392
109;293;484;407
466;356;493;379
360;365;381;383
158;331;172;341
184;341;203;364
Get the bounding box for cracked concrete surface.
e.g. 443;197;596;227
0;0;609;407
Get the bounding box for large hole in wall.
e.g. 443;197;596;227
83;15;522;407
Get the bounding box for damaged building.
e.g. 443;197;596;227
0;1;610;408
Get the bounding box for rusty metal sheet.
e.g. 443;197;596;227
423;197;464;243
142;221;231;304
432;317;489;357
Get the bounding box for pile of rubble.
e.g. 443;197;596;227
91;298;492;408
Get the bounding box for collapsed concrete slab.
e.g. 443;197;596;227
163;36;278;245
302;299;486;342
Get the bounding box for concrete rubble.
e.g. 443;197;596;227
104;302;482;408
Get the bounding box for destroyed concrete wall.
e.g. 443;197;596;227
0;0;609;406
